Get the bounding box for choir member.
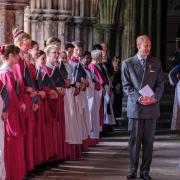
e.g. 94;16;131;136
12;28;36;171
29;44;47;164
81;52;102;145
89;49;106;131
58;51;83;160
71;41;91;152
0;76;8;180
0;44;26;180
44;44;65;160
35;50;56;160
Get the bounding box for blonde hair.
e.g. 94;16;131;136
45;44;58;54
46;37;61;47
12;27;31;45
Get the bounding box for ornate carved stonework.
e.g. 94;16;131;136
25;0;99;49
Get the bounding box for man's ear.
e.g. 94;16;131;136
136;44;140;49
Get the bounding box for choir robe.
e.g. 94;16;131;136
0;80;8;180
37;68;55;159
57;61;68;80
28;63;47;164
70;57;91;153
56;61;75;159
44;62;64;160
63;61;83;160
84;65;102;141
89;63;106;127
0;64;26;180
13;55;35;171
96;63;115;125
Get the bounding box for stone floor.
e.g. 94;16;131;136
30;132;180;180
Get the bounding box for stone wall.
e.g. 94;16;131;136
0;0;29;44
24;0;99;50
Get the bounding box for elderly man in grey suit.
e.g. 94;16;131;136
121;35;164;180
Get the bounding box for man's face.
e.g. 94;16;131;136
137;38;151;58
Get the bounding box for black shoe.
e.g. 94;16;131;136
127;174;137;179
140;174;152;180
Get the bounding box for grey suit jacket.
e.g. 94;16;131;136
121;55;164;119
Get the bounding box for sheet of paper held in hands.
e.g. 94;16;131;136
139;85;154;97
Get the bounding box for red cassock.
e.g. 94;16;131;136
0;67;26;180
38;69;55;159
13;57;35;171
89;63;106;127
43;65;64;160
28;63;48;164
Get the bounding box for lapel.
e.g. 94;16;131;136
131;55;144;75
141;56;153;86
131;55;153;89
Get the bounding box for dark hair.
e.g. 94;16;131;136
46;37;61;47
112;56;120;62
31;40;38;48
37;50;45;59
0;44;20;59
65;43;75;50
92;44;103;50
82;51;91;58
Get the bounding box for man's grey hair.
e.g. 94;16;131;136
91;49;102;60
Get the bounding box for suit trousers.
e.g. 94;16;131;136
128;118;156;175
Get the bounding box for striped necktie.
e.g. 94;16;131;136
141;58;145;68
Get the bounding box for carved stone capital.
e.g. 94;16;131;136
0;0;29;10
88;17;98;25
95;24;121;30
59;10;71;16
73;16;84;24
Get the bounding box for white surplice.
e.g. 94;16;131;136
85;69;102;139
64;62;82;144
0;96;6;180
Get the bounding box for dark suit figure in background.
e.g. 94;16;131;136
121;35;164;180
111;57;122;121
169;38;180;68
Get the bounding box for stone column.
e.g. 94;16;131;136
95;0;120;58
0;0;29;44
87;17;97;50
121;0;136;60
43;11;58;40
58;16;70;45
74;17;84;41
41;0;45;9
24;6;31;35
